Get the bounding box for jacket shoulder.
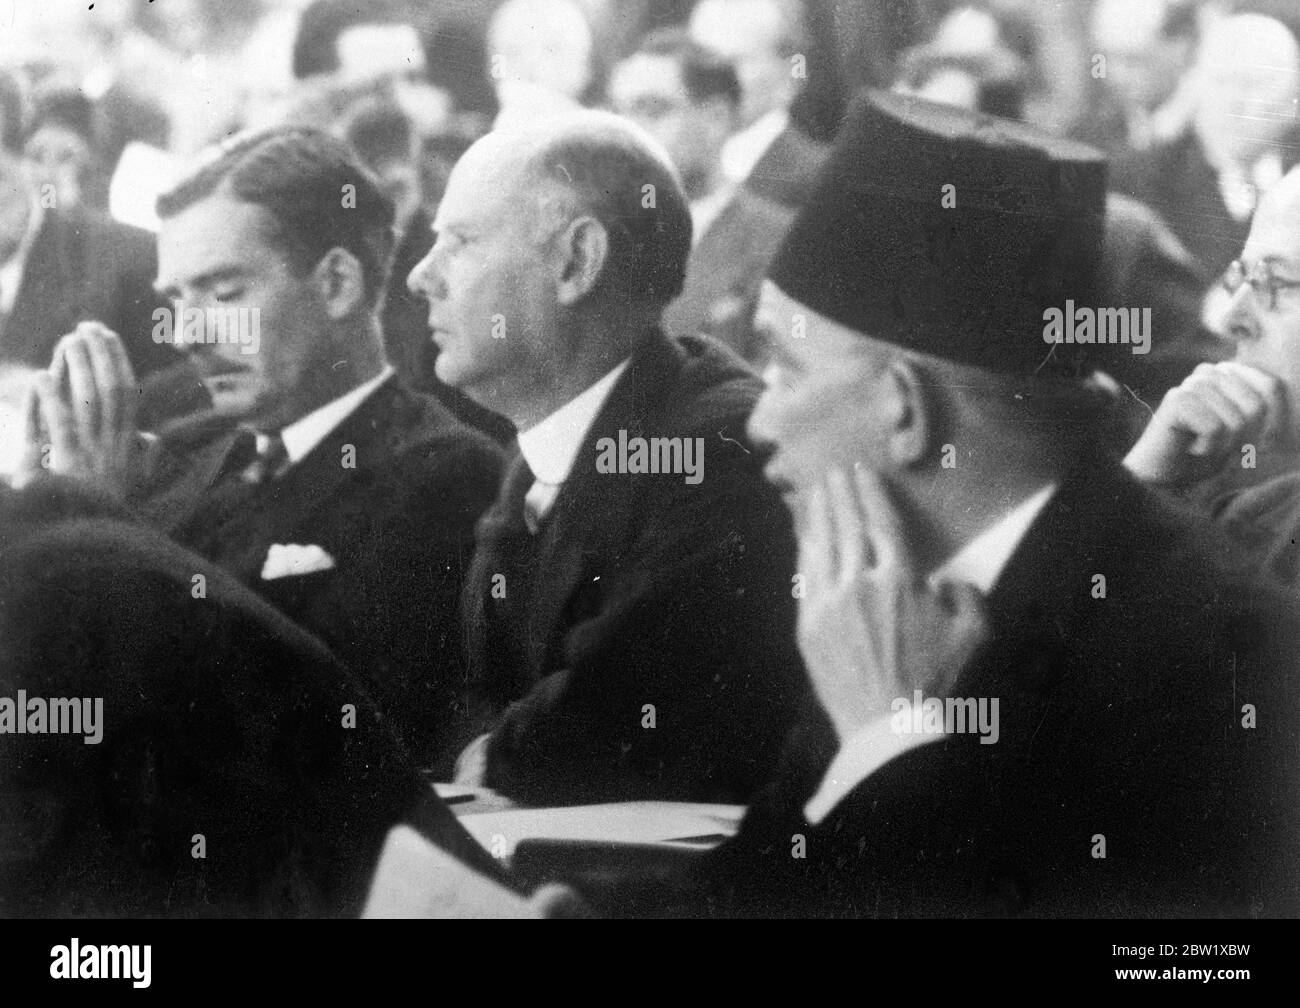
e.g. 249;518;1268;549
656;334;765;434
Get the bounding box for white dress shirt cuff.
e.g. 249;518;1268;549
803;710;942;825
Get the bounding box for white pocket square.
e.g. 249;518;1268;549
261;543;337;580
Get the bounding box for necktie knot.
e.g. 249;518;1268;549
239;430;288;484
523;477;560;535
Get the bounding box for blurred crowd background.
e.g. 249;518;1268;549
1;0;1298;437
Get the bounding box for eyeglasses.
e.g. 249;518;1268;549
1221;259;1300;311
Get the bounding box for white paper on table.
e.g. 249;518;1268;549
431;783;480;803
458;802;745;859
362;825;540;919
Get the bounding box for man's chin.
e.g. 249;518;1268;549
434;357;486;401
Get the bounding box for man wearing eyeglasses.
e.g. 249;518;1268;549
1125;165;1300;584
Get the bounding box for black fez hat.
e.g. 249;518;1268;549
768;90;1108;377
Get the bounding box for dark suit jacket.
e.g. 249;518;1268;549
1112;130;1300;279
0;204;203;425
137;377;505;773
742;124;830;212
1217;470;1300;589
0;476;500;918
669;457;1300;917
663;190;794;365
465;330;809;805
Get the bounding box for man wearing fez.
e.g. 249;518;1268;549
407;110;807;806
667;92;1300;917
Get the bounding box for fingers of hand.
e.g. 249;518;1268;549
1165;383;1243;457
798;482;836;590
60;338;100;444
85;327;136;436
1191;364;1275;434
30;372;76;464
852;462;911;573
1214;361;1288;440
824;468;868;582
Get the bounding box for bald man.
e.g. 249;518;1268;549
406;111;807;806
1113;13;1300;276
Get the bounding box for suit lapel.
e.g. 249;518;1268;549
954;456;1148;758
224;378;412;566
157;377;412;579
3;211;80;366
523;331;684;670
142;415;244;533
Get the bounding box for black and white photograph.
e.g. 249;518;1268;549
0;0;1296;983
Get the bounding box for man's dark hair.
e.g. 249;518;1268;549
528;118;693;312
0;69;27;155
156;127;397;303
635;26;742;108
343;96;413;170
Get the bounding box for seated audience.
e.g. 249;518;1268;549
658;91;1300;918
21;128;505;773
1112;12;1300;279
1126;164;1300;586
687;0;827;212
370;93;1300;918
610;28;794;364
406;110;809;805
6;0;1300;924
23;82;106;211
1076;0;1199;157
0;100;189;425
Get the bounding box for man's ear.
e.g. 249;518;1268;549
555;215;609;307
312;247;369;320
879;357;932;468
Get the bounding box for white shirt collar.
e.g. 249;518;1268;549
260;365;394;465
516;360;629;487
690;182;738;244
928;482;1057;594
721;109;789;185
